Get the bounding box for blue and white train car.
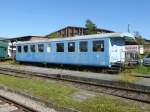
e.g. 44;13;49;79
16;33;134;68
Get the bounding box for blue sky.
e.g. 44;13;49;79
0;0;150;39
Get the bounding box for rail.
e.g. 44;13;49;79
0;94;38;112
0;67;149;104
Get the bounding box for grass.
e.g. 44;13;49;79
118;65;150;83
77;96;143;112
131;65;150;75
0;59;20;65
118;73;140;83
122;65;150;78
0;75;77;106
0;74;149;112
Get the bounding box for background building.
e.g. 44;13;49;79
143;39;150;53
6;36;48;58
46;26;114;38
125;38;150;55
0;37;8;59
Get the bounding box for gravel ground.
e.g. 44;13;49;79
0;88;57;112
0;64;118;81
0;101;18;112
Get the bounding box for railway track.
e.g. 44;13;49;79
0;94;38;112
0;67;149;104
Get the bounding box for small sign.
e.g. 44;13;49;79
139;46;144;54
125;45;138;52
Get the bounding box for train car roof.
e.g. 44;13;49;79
16;33;134;44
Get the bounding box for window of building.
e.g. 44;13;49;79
38;44;44;52
56;43;64;52
30;45;36;53
17;46;21;53
80;41;88;52
68;42;75;52
47;43;51;53
93;40;104;52
23;45;28;53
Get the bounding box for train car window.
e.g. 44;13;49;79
47;44;51;53
23;45;28;53
56;43;64;52
17;46;22;53
38;44;44;52
93;40;104;52
30;45;36;52
80;41;88;52
68;42;75;52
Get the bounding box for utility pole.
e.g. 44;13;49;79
128;24;130;33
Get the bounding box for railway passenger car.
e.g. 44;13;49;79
16;33;134;68
0;39;8;59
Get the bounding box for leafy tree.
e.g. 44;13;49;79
85;19;97;34
49;32;57;38
134;32;145;45
134;32;147;57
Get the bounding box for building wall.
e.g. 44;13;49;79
144;44;150;53
48;26;113;38
125;44;150;54
56;27;85;38
29;37;48;41
0;40;8;58
8;41;16;58
125;45;139;53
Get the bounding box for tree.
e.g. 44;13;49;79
85;19;97;34
49;32;57;38
134;32;145;45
